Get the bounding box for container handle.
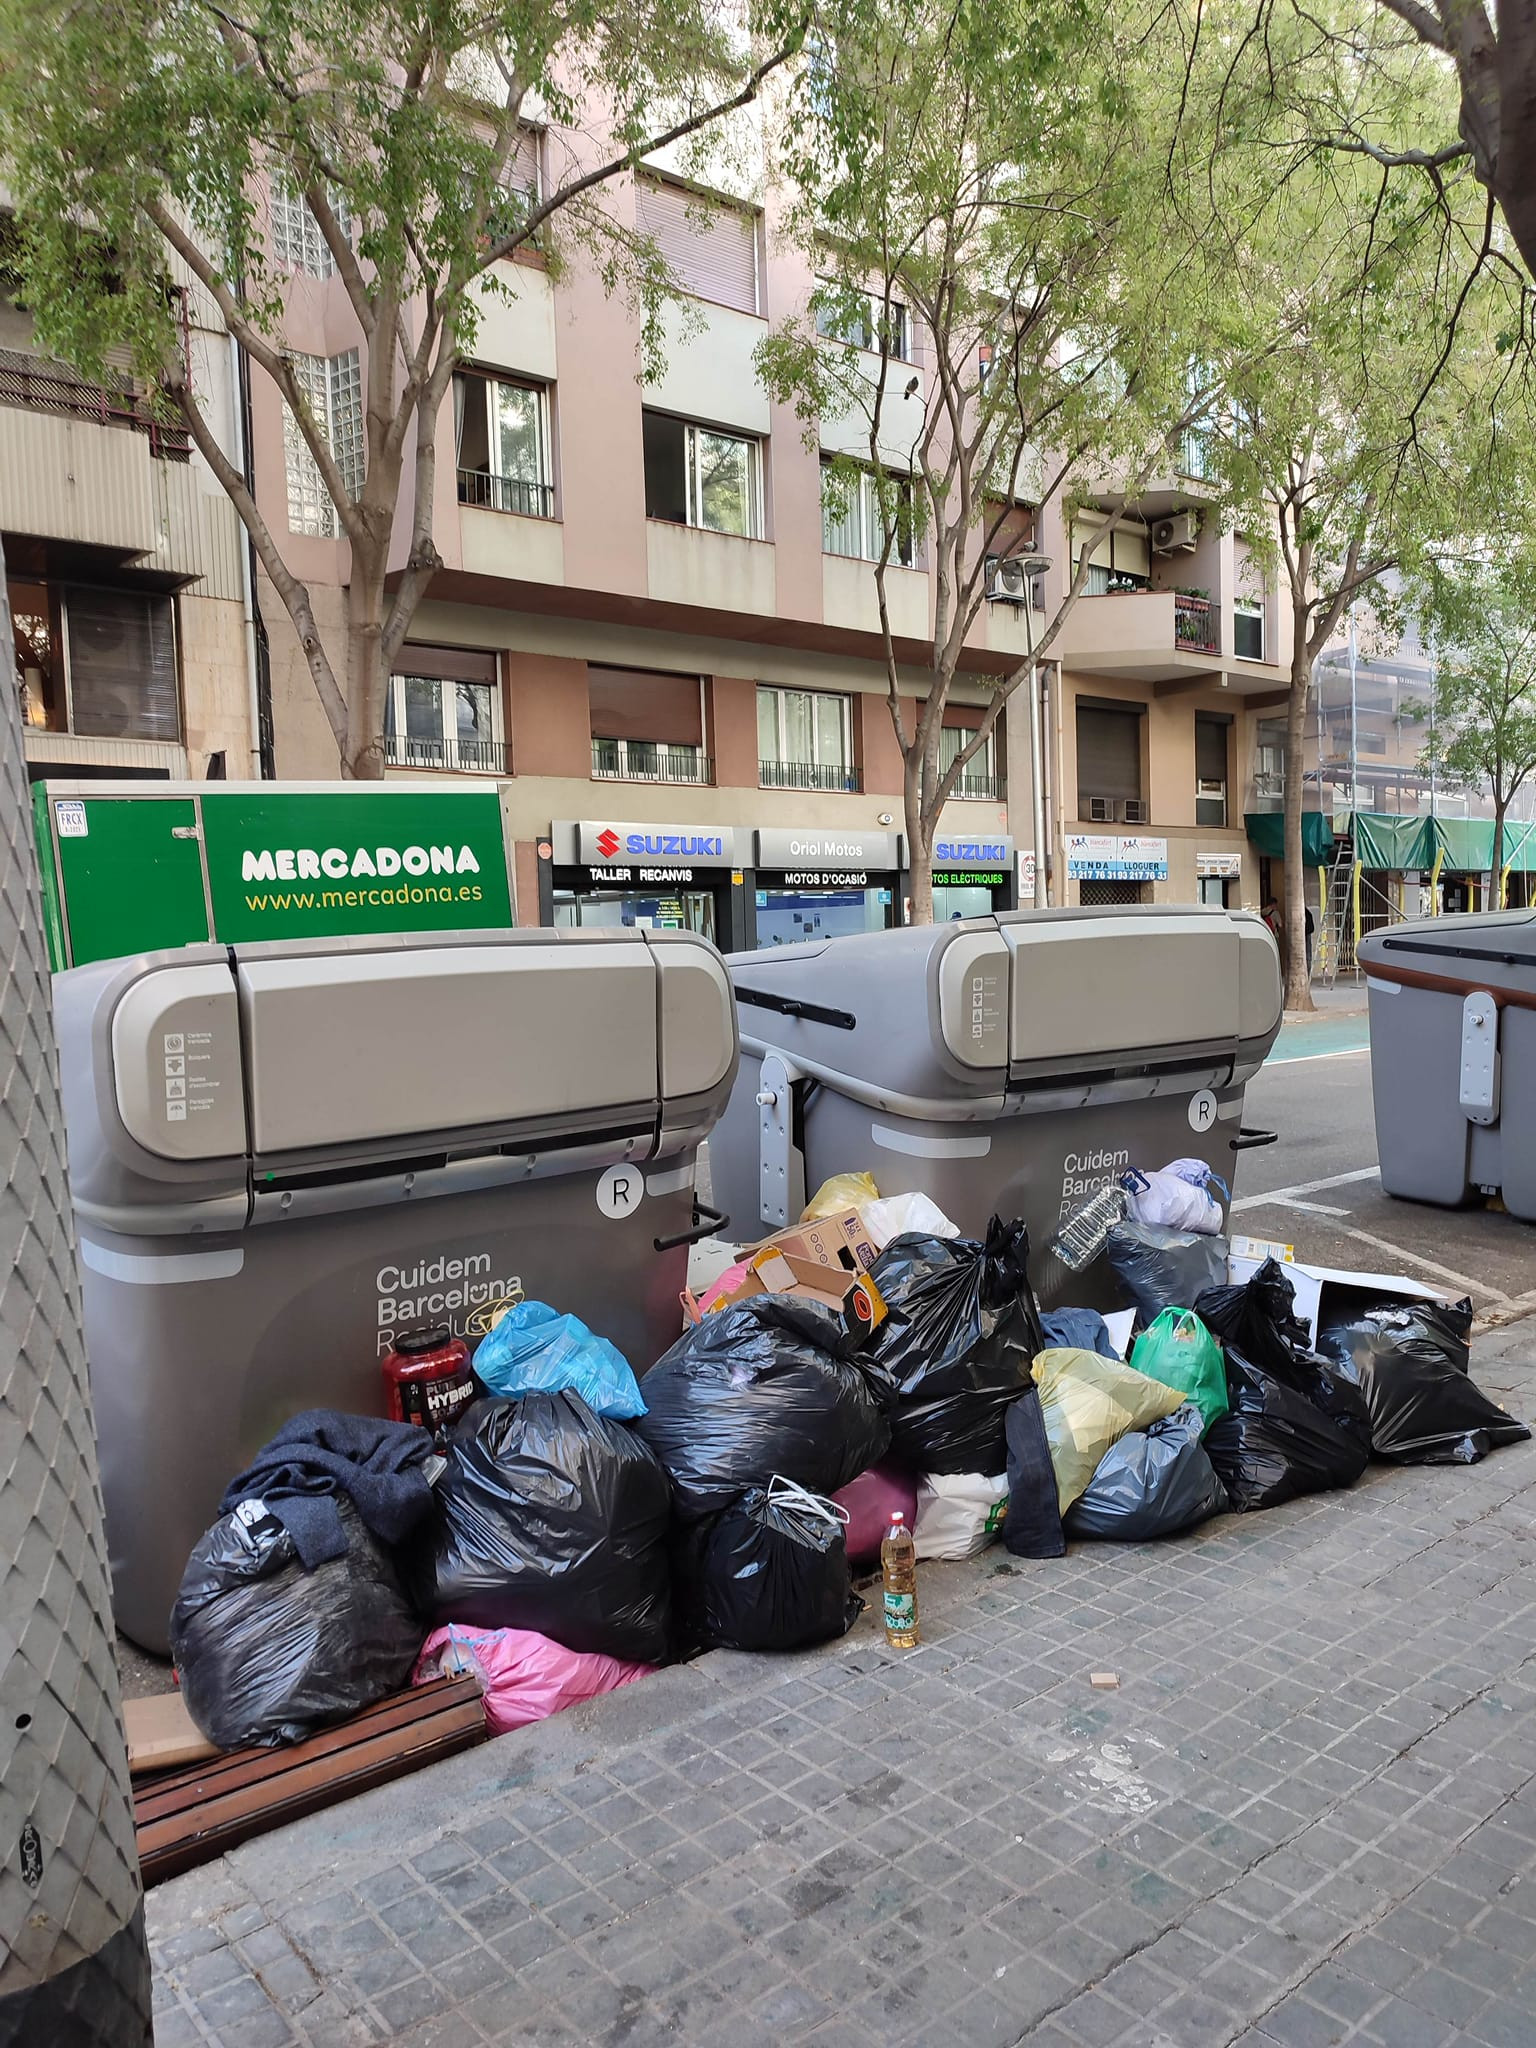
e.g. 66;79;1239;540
654;1198;729;1253
1230;1127;1278;1151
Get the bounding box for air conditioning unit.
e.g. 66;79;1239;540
1151;512;1200;554
1120;799;1150;824
985;554;1032;604
1087;795;1115;823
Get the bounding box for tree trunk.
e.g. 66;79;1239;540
1490;796;1508;911
1282;646;1314;1011
343;558;389;780
905;760;933;925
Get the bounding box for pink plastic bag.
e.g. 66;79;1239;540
413;1625;653;1737
831;1461;919;1565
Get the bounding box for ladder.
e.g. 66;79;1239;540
1320;839;1356;987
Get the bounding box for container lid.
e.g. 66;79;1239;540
392;1325;454;1355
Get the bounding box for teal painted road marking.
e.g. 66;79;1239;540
1270;1015;1372;1063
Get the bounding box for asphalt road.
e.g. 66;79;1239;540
1232;1010;1536;1318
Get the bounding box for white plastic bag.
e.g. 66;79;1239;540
861;1191;962;1251
1122;1159;1226;1235
913;1472;1010;1559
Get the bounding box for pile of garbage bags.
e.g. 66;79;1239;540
166;1160;1529;1761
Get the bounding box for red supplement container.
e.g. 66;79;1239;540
381;1325;476;1431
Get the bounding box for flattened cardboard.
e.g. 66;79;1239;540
124;1692;218;1776
711;1248;887;1343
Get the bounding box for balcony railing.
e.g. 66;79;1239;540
946;771;1002;801
384;732;507;773
457;468;555;518
759;758;862;793
591;742;712;786
0;345;191;460
1176;428;1214;481
1174;593;1219;653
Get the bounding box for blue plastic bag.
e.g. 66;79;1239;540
472;1303;646;1420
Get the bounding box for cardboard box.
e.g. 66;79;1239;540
754;1208;880;1275
710;1246;887;1343
123;1692;218;1776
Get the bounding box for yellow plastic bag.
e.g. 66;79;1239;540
1032;1348;1184;1514
800;1172;880;1222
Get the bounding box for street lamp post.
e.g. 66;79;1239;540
1010;554;1054;910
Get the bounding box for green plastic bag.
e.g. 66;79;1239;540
1129;1310;1229;1432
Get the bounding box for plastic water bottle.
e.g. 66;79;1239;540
881;1511;919;1648
1051;1180;1129;1272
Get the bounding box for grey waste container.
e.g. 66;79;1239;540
1359;912;1536;1216
53;926;737;1650
712;905;1281;1273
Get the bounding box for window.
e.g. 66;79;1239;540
757;685;857;790
269;177;351;278
643;412;760;537
591;737;707;783
1196;714;1230;826
821;463;913;565
67;586;180;741
1076;701;1142;816
454;372;552;517
941;725;998;799
1234;597;1265;661
815;285;910;363
635;178;759;315
385;654;503;773
283;349;363;536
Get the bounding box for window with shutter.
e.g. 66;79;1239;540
65;587;180;742
1076;703;1142;810
635;179;759;315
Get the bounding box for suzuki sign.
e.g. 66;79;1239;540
576;820;738;868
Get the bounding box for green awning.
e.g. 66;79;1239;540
1243;811;1335;867
1430;817;1494;873
1351;813;1432;872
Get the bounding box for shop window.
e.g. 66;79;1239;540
385;648;503;771
643;412;761;538
455;371;553;518
1198;876;1231;907
757;685;858;791
821;463;914;566
1076;701;1143;820
1234;598;1265;661
283;348;364;536
1195;714;1230;827
940;724;998;800
1079;878;1148;906
11;577;181;741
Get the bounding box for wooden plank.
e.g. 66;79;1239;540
138;1707;484;1886
133;1679;470;1824
134;1680;486;1886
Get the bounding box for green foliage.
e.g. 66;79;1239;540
1417;550;1536;852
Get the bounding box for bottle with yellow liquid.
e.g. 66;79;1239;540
881;1510;919;1648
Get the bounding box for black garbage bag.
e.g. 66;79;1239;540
675;1480;862;1653
1105;1223;1229;1325
1317;1301;1528;1462
1205;1349;1370;1511
171;1495;422;1749
1064;1403;1228;1541
406;1392;672;1664
865;1218;1047;1475
1001;1388;1067;1558
1194;1258;1316;1390
633;1296;890;1521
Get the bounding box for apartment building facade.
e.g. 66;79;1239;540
229;93;1294;938
0;215;260;786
